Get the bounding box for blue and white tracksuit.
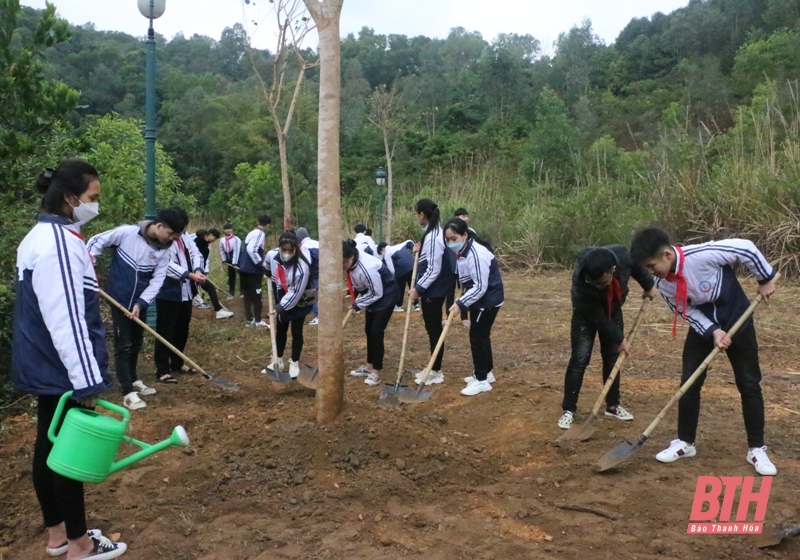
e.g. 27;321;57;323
269;252;311;361
355;232;377;256
13;215;111;399
239;227;267;322
219;234;242;267
656;239;776;448
300;237;320;316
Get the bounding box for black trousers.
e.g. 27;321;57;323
421;296;446;371
111;306;146;395
365;307;394;370
469;306;500;381
33;395;88;539
679;324;765;447
198;279;222;311
395;271;412;308
445;280;468;320
276;316;304;362
240;272;263;322
154;299;193;375
561;308;624;413
226;264;237;296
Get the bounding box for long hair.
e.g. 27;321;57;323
443;218;493;253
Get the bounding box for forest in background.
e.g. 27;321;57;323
2;0;800;395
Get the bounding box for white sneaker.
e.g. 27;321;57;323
393;305;404;313
364;373;381;386
308;317;319;325
83;532;127;560
604;405;634;421
655;439;697;463
746;446;777;475
462;319;471;327
192;295;204;307
254;321;269;328
245;320;255;327
123;392;146;411
46;529;102;556
415;370;444;385
132;380;156;396
350;365;370;377
261;357;286;374
216;309;234;319
461;379;492;396
289;360;300;379
557;411;574;430
464;371;496;384
226;295;235;301
413;304;421;312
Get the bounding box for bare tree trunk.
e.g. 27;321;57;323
304;0;344;423
277;130;292;229
382;127;393;243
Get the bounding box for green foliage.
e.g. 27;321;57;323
209;162;283;234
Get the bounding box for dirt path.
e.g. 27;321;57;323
1;272;799;559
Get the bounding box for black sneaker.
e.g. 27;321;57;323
84;533;127;559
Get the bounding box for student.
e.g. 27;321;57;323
344;240;400;386
377;240;414;312
219;223;241;298
189;228;233;319
239;214;272;327
446;208;474;326
296;227;320;325
443;218;505;396
630;227;778;475
557;245;657;429
453;207;476;233
13;161;128;559
264;231;312;379
87;208;186;411
153;212;207;383
354;224;377;255
409;198;456;385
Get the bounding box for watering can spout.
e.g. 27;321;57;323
109;426;190;474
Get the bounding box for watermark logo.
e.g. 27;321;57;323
687;476;772;535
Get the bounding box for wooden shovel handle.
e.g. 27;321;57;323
342;308;354;328
266;276;280;364
416;307;459;385
641;273;778;439
396;253;421;377
588;297;651;416
100;289;208;376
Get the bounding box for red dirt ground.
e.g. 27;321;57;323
1;272;799;559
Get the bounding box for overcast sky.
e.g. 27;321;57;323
21;0;689;51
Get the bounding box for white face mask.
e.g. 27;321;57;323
446;240;464;252
71;200;100;226
280;252;294;263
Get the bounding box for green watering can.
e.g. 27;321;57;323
47;391;190;484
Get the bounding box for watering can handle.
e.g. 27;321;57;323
48;390;131;444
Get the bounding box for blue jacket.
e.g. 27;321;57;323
157;233;205;302
392;244;414;277
455;238;504;310
238;228;266;275
13;215;112;398
87;221;171;310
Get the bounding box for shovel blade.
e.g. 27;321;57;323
203;372;239;392
296;364;319;389
378;383;407;407
755;524;800;549
557;414;598;446
396;386;432;404
595;434;647;472
262;363;292;383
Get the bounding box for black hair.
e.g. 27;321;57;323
354;224;367;234
223;223;233;230
153;207;188;233
454;207;468;217
582;248;618;281
278;230;309;265
207;228;221;239
258;214;272;227
365;228;373;236
342;239;359;261
377;241;388;255
631;227;672;264
415;198;441;248
443;217;493;252
36;160;99;216
195;228;208;238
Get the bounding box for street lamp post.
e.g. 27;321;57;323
375;166;387;243
137;0;166;220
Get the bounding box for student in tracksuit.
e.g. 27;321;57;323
154;219;207;383
189;229;233;319
409;198;456;385
344;240;400;386
219;223;241;297
447;208;474;326
239;214;272;327
354;224;377;255
296;227;320;325
13;161;128;559
631;227;778;475
87;207;186;411
443;218;505;397
265;231;312;379
377;240;414;311
557;245;657;430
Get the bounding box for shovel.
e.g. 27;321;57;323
206;277;234;300
755;523;800;548
100;290;239;392
557;298;650;446
379;254;420;406
396;307;458;404
263;278;291;383
295;309;354;390
596;278;776;472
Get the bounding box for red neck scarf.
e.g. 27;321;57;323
346;269;356;302
606;276;622;318
665;246;687;337
224;234;234;252
277;263;289;292
65;228;97;277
